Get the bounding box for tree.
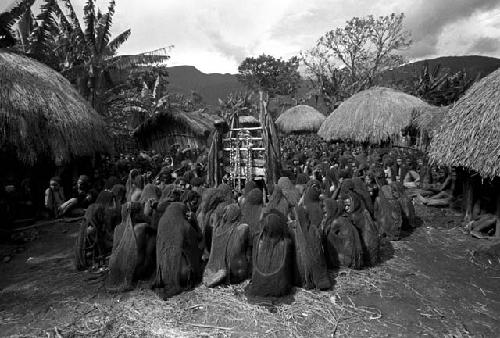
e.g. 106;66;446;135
311;13;411;90
300;46;350;111
408;62;477;106
236;54;301;97
20;0;170;113
218;91;255;122
0;0;35;48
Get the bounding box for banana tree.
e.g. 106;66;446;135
27;0;170;113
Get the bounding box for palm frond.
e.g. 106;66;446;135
96;0;115;54
105;28;130;55
28;0;60;58
83;0;96;52
0;0;35;47
59;0;83;36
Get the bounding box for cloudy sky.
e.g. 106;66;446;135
3;0;500;73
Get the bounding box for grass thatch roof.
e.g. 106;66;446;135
413;105;448;137
133;108;223;147
317;87;431;143
276;105;325;133
0;51;112;165
429;68;500;178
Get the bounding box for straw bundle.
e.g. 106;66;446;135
0;51;112;165
317;87;431;143
276;105;325;133
429;68;500;179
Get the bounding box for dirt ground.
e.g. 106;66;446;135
1;205;499;338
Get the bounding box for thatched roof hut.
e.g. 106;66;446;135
0;51;112;165
318;87;431;143
134;108;222;152
429;68;500;179
276;105;325;133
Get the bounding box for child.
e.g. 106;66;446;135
45;177;65;218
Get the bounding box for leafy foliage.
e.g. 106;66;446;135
0;0;35;48
218;91;256;122
10;0;170;114
302;13;411;110
236;54;301;97
387;62;478;106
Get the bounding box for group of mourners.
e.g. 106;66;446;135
71;134;442;301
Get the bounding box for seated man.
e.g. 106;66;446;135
416;168;454;207
403;164;421;189
467;213;500;239
59;175;97;217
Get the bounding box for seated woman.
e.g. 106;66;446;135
153;202;203;299
203;204;251;287
246;210;293;298
44;176;65;219
345;192;380;267
59;175;97;217
374;185;403;240
293;205;331;290
107;185;161;291
323;198;363;269
74;191;121;271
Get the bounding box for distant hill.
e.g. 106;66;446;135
380;55;500;86
165;66;244;107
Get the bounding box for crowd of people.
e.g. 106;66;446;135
4;132;497;300
72;133;472;301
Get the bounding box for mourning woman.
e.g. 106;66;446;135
323;198;363;269
74;190;121;271
203;204;251;287
107;184;160;291
345;192;380;267
247;210;293;298
153;202;203;299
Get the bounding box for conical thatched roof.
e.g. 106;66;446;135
429;68;500;178
0;51;112;165
413;105;448;137
318;87;431;143
276;105;325;133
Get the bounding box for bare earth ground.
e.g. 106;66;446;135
1;205;499;338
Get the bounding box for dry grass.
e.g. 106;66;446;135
276;105;325;134
0;51;112;165
31;268;392;338
318;87;431;143
429;68;500;179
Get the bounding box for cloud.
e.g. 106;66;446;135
6;0;500;73
468;37;500;54
404;0;500;57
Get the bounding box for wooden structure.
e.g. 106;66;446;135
222;114;266;191
208;92;281;191
133;108;222;152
